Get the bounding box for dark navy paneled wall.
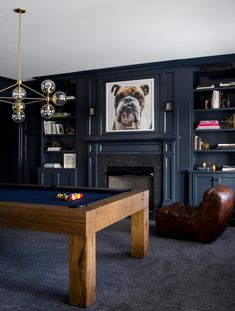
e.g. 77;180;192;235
1;53;235;212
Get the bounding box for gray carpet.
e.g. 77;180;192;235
0;219;234;311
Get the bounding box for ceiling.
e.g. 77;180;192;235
0;0;235;81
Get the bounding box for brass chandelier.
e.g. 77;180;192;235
0;8;67;123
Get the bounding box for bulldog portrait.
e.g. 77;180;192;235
110;83;151;130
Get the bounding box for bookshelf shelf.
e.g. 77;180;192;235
194;107;235;112
194;86;235;92
43;134;76;137
194;128;235;132
193;149;235;153
43;150;76;153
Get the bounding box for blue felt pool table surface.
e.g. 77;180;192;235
0;185;127;208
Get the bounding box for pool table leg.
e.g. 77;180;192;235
131;206;149;258
69;233;96;308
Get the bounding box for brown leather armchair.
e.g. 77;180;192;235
156;184;234;242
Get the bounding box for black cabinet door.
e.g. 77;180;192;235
189;172;216;205
219;174;235;191
189;172;235;205
38;168;79;186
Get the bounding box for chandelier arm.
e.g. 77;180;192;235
24;99;46;105
0;83;18;93
0;99;15;105
21;83;46;98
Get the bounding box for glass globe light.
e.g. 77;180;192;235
52;91;67;106
12;87;26;100
40;104;55;119
41;80;56;94
12;101;25;111
12;110;26;123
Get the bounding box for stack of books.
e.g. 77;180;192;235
196;120;220;130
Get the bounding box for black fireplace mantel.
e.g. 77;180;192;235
87;138;176;214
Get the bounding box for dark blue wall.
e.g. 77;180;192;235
1;53;235;210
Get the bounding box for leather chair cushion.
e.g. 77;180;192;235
156;184;234;242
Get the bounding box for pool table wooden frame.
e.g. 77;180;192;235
0;184;149;308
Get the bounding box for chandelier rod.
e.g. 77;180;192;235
17;9;21;84
14;8;25;85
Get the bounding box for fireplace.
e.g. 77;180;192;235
96;154;162;218
107;166;154;211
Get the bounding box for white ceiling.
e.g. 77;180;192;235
0;0;235;81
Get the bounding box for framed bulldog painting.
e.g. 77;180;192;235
106;78;154;132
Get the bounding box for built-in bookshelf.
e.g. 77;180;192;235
192;69;235;172
38;82;79;186
188;66;235;225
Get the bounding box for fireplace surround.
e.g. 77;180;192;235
88;140;176;217
97;155;161;215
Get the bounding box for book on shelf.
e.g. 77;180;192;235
222;165;235;171
196;126;220;130
47;147;62;151
55;123;64;134
52;112;72;118
219;82;235;87
218;143;235;147
52;122;57;134
196;84;215;90
44;163;62;168
216;143;235;150
196;120;220;130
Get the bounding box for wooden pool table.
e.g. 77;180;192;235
0;183;149;308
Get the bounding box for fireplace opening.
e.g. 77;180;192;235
106;166;154;211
